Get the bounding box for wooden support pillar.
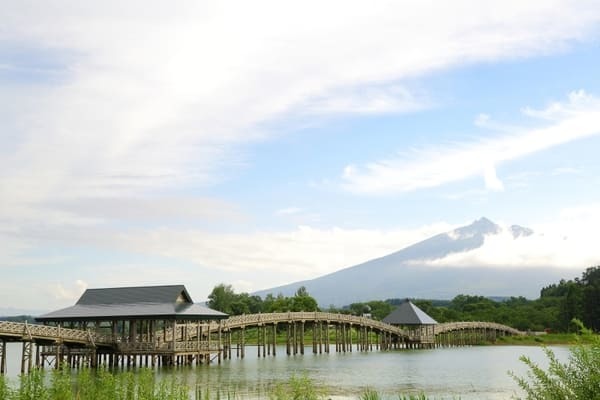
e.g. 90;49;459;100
300;322;305;355
257;326;262;357
37;346;43;369
197;321;201;355
228;330;232;359
318;322;323;354
312;323;317;354
272;323;277;356
325;323;330;353
172;320;177;351
262;325;266;357
21;341;33;374
55;343;62;369
292;323;297;355
130;319;137;343
218;322;222;364
346;324;351;352
0;339;6;375
241;328;246;359
286;324;291;355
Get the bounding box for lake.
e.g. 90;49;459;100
1;343;570;399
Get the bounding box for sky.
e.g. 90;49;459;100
2;1;600;312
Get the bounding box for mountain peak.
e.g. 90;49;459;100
471;217;500;232
451;217;500;240
254;217;546;306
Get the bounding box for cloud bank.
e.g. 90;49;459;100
342;91;600;194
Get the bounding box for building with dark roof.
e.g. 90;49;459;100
37;285;226;323
36;285;227;366
382;299;437;345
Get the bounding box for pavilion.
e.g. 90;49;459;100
36;284;228;366
382;299;437;346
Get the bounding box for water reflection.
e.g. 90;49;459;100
2;343;569;399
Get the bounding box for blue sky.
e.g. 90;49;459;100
2;1;600;311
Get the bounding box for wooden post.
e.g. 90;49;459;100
21;341;33;374
228;330;232;359
286;324;291;355
241;328;245;359
325;323;330;353
334;324;339;352
172;320;177;352
197;321;201;354
218;321;222;364
0;339;6;375
318;322;323;354
348;324;352;352
272;323;277;356
256;325;260;358
300;322;304;355
313;321;318;354
293;322;298;355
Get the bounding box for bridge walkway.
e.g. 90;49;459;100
0;315;524;375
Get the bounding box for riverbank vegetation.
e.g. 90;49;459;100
0;368;448;400
511;320;600;399
206;266;600;334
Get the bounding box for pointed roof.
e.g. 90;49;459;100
36;285;227;322
382;299;437;325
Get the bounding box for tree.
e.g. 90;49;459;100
581;266;600;331
207;284;236;314
291;286;318;312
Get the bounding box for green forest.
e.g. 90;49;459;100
206;266;600;333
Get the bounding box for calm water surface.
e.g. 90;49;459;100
2;343;569;399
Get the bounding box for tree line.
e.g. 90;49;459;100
207;266;600;333
207;284;318;315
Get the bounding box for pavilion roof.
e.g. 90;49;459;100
382;299;437;325
36;285;227;322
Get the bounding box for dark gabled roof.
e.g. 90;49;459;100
36;285;227;322
76;285;193;305
382;299;437;325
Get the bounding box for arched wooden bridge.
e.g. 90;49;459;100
1;313;524;375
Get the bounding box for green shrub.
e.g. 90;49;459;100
511;320;600;399
359;388;382;400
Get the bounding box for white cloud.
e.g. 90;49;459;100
422;206;600;270
342;91;600;194
1;1;600;305
302;84;427;115
48;280;88;301
97;223;454;279
275;207;303;216
483;164;504;192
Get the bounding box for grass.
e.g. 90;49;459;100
358;389;459;400
496;332;597;346
0;368;463;400
0;366;190;400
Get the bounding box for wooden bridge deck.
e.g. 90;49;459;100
1;313;524;375
0;321;112;346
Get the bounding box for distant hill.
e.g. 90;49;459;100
0;307;46;318
0;315;36;323
255;218;578;306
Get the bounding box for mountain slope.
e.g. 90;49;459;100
255;218;577;305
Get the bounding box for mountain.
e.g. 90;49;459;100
255;218;577;306
0;307;47;317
